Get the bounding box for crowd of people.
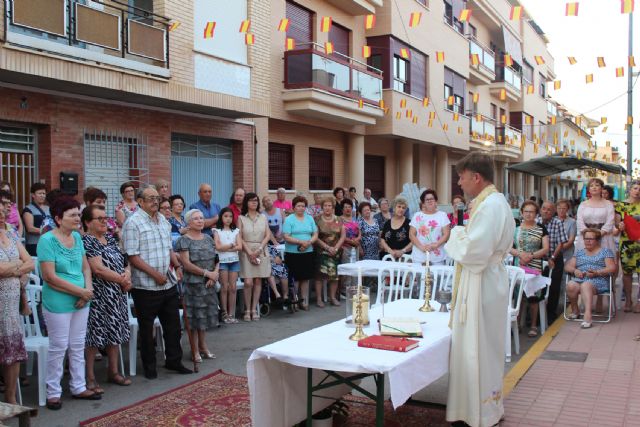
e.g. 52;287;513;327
0;174;639;410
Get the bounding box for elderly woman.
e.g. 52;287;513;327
81;205;132;392
314;196;345;308
175;209;219;361
283;196;318;310
273;188;293;216
168;195;188;239
306;193;323;218
374;197;391;231
238;193;271;321
333;187;346;216
0;181;23;237
23;182;49;255
155;179;170;199
229;188;246;224
262;195;284;243
615;181;640;312
38;196;97;409
409;190;450;265
565;229;616;329
0;204;33;404
358;202;380;260
115;181;138;227
380;197;412;259
508;200;550;337
340;198;361;264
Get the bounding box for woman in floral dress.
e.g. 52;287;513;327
409;190;451;265
314;197;345;308
357;202;380;260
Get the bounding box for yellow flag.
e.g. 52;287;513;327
630;56;636;67
362;46;372;58
436;51;445;63
459;9;471;22
277;18;290;32
534;56;545;65
168;21;181;32
509;6;522;20
447;96;454;106
568;56;577;65
285;38;295;51
400;99;406;108
358;99;364;109
501;115;507;124
325;42;334;54
239;20;251;33
453;113;459;121
429;112;436;120
409;12;422;28
423;97;430;107
554;80;561;90
585;74;594;84
527;85;534;94
622;0;635;14
601;117;607;124
245;33;255;45
400;48;410;59
499;89;507;100
597;57;606;67
550;116;557;125
203;22;216;39
364;14;376;30
504;54;513;67
412;116;419;124
472;93;479;103
457;126;463;134
396;112;401;120
565;2;579;16
320;17;332;33
443;123;449;131
616;67;624;77
470;53;479;66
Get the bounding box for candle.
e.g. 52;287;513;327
352;293;370;325
357;267;362;289
426;249;430;267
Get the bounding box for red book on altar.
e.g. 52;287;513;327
357;335;419;352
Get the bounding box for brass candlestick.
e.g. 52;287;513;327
349;287;368;341
419;265;434;312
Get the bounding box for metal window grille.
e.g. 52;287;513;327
83;129;148;215
0;125;37;211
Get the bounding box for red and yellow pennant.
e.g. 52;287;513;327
472;93;479;103
429;112;436;120
447;96;455;106
470;53;479;66
459;9;471;22
499;88;507;101
550;116;557;125
400;99;407;108
277;18;290;32
285;38;295;51
453;112;459;121
395;112;402;120
504;54;513;67
526;84;534;94
630;56;636;67
436;51;445;63
621;0;635;13
168;21;181;32
409;12;422;28
320;17;332;32
412;116;419;124
203;22;216;39
585;73;594;83
568;56;577;65
509;6;523;20
597;57;606;67
428;119;434;128
457;126;463;135
400;48;410;59
423;97;430;107
239;20;251;33
358;99;364;109
565;2;579;16
364;14;376;30
443;123;449;131
406;109;413;118
534;56;545;65
601;117;608;124
501;115;507;124
554;80;561;90
362;46;372;58
616;67;625;77
325;42;334;54
245;33;255;45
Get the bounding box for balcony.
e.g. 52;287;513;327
547;101;558;117
283;43;384;125
490;66;522;102
468;37;496;85
5;0;170;77
493;125;523;159
469;115;496;149
324;0;382;15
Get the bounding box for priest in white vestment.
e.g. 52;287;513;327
444;152;515;427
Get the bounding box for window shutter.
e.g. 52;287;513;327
268;143;293;190
410;50;426;99
309;148;333;190
328;22;350;56
286;1;313;48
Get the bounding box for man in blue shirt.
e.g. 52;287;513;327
189;183;220;235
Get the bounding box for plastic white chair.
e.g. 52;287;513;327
505;266;526;363
420;266;455;302
374;264;417;305
21;284;48;407
381;253;412;263
126;295;163;376
563;274;615;323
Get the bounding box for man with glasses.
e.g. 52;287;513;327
123;186;192;379
189;184;220;236
538;201;569;324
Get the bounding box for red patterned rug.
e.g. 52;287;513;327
79;370;446;427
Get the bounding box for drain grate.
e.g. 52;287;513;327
540;351;588;362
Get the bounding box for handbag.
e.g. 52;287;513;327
623;214;640;241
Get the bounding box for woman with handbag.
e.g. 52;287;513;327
615;181;640;312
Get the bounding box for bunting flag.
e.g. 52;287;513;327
534;56;545;65
629;116;634;125
527;84;535;94
459;9;471;21
429;112;436;120
409;12;422;28
378;99;385;109
565;2;579;16
358;99;364;109
585;73;594;83
325;42;334;54
400;99;407;108
436;51;445;63
501;115;507;124
499;88;507;100
510;6;523;20
239;20;251;33
616;67;625;77
365;14;376;30
428;119;434;127
457;126;463;134
504;54;513;67
245;33;255;45
602;126;608;132
383;107;389;115
406;109;413;118
453;113;459;121
320;17;332;32
443;123;449;131
168;21;181;32
203;22;216;39
550;116;557;125
400;48;410;59
621;0;635;13
412;116;419;124
597;57;606;67
362;46;372;58
554;80;561;90
476;114;482;122
564;130;569;137
601;117;607;124
470;53;480;66
472;93;479;103
630;56;636;67
525;115;533;125
285;37;295;51
568;56;577;65
396;112;402;120
423;97;430;107
277;18;290;32
447;96;455;105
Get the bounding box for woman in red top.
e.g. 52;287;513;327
448;194;469;227
228;188;245;224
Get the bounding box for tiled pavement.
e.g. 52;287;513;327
503;310;640;426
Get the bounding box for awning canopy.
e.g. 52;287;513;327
507;154;626;177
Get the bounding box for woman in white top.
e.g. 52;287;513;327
214;207;242;323
409;189;451;265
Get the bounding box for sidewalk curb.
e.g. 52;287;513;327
503;316;565;396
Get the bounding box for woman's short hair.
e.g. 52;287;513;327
520;200;539;214
391;196;408;210
291;195;308;208
582;228;602;241
159;198;170;208
120;181;136;195
320;196;336;208
602;185;614;200
168;194;185;208
184;208;202;224
378;197;389;206
83;187;107;204
587;178;605;189
215;207;237;230
420;189;438;203
155;179;169;189
349;187;356;192
30;182;47;194
332;187;344;198
50;195;80;226
358;201;372;214
241;192;261;215
451;194;465;205
340;198;353;210
81;205;105;232
455;152;494;183
556;198;571;209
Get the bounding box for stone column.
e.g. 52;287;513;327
435;146;449;201
347;134;365;194
398;139;414;190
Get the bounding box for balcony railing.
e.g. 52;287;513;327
6;0;170;69
547;101;558;117
468;37;495;73
496;66;522;92
284;43;383;104
470;115;496;141
497;124;522;145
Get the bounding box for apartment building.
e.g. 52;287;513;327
0;0;270;212
257;0;557;204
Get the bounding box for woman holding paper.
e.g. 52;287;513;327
508;200;549;337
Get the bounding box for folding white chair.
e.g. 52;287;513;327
381;253;412;263
563;274;615;323
21;284;48;407
126;295;164;376
374;264;417;306
505;266;525;363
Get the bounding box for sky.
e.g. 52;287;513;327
520;0;640;176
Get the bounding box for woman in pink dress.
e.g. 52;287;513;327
576;178;615;253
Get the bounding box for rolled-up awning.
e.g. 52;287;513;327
507;154;626;177
502;26;523;65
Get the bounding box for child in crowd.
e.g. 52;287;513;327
214;208;242;323
265;237;290;310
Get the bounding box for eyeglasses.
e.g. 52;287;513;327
583;237;597;241
92;216;108;223
144;196;161;202
159;205;171;210
1;200;11;205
